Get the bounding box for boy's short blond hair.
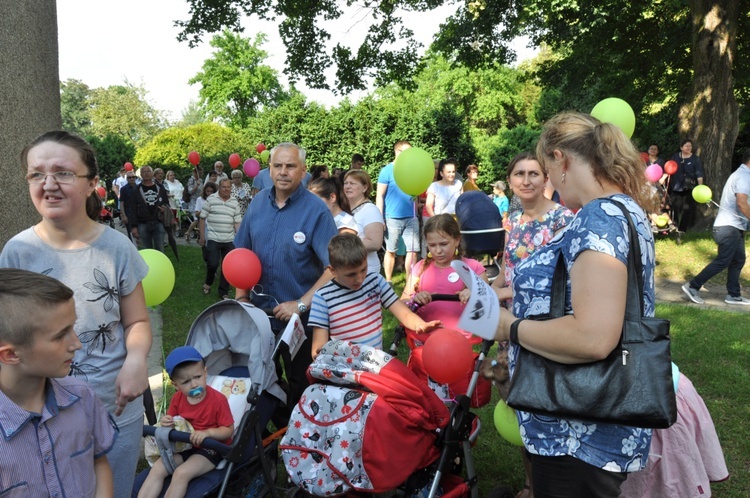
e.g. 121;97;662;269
328;233;368;270
0;269;74;348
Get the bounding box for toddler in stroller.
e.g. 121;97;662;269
281;340;482;498
133;300;286;498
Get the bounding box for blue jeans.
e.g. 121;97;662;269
690;225;746;297
138;220;165;251
205;240;234;296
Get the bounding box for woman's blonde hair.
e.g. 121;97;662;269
343;170;373;198
536;112;655;210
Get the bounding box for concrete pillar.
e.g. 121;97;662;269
0;0;61;247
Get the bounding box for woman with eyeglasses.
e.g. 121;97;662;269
0;131;152;498
343;169;384;274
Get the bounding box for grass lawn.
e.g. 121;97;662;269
158;234;750;496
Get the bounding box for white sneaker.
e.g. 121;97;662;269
682;283;704;304
724;295;750;305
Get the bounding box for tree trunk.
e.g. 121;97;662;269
679;0;739;202
0;0;61;247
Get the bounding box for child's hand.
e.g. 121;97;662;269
458;288;471;305
160;415;174;428
415;319;442;333
412;291;432;305
190;430;210;446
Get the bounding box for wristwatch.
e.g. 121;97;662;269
296;300;308;313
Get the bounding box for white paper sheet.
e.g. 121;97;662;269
451;260;500;340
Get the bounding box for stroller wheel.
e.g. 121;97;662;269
486;484;516;498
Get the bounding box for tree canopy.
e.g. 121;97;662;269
176;0;747;194
189;31;288;128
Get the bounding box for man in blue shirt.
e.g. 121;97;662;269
683;149;750;305
376;141;420;284
234;142;337;409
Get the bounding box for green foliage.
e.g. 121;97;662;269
189;31;288;128
176;100;211;127
87;134;136;184
89;81;166;147
134;123;253;181
60;79;92;136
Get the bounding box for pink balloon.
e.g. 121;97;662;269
645;164;663;183
243;158;260;177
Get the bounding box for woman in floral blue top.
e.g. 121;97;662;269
495;112;659;497
492;152;574;305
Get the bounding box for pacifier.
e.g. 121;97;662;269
188;386;205;398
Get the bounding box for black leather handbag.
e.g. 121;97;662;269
506;201;677;428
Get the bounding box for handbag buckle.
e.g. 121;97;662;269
622;350;629;366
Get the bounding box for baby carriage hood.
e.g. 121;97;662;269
185;300;286;404
455;191;504;253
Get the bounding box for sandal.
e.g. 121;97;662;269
202;284;210;295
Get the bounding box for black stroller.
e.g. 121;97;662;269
133;300;287;497
455;191;505;282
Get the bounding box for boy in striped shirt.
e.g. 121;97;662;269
309;233;440;359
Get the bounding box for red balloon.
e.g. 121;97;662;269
124;162;134;171
222;248;262;290
256;143;266;153
421;329;474;384
664;160;678;175
243;158;260;178
639;152;649;163
188;150;201;166
229;153;241;168
96;186;106;198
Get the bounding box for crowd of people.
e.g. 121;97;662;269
0;121;735;498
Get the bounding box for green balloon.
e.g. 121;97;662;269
692;184;712;204
139;249;175;307
393;147;434;196
260;149;270;163
493;399;523;446
591;98;636;138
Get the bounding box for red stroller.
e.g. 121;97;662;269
281;340;482;498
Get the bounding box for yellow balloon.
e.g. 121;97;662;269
139;249;175;307
692;185;712;204
591;98;636;138
656;215;669;228
494;399;523;446
393;147;434;196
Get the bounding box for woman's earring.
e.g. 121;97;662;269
454;248;459;256
427;251;432;259
561;172;566;184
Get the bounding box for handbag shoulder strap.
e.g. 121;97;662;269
547;253;567;318
609;200;646;320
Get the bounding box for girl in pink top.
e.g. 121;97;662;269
401;214;488;338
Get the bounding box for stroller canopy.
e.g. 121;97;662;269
455;191;504;254
186;300;286;403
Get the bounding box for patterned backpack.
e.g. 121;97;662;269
280;341;450;495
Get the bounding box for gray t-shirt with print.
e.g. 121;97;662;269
0;226;149;425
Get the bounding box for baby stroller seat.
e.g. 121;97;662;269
388;295;493;409
455;191;505;282
133;300;286;498
281;340;481;497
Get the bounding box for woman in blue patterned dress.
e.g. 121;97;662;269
494;112;659;497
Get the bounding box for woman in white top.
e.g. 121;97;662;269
426;157;463;216
164;170;184;210
343;170;385;274
309;177;358;235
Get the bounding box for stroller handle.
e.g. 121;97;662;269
143;425;231;454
